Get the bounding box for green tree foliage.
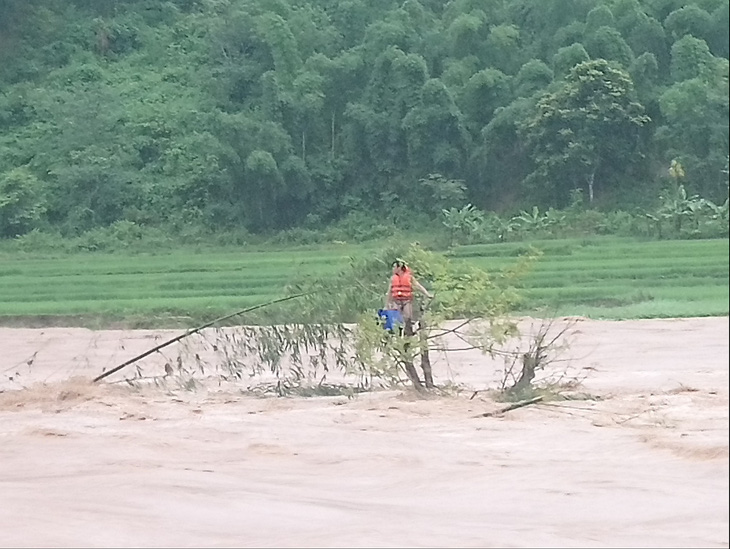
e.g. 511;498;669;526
657;75;729;201
458;68;511;134
402;79;470;176
585;26;635;68
629;51;662;127
585;5;615;33
0;0;727;237
0;167;46;237
669;35;718;82
552;22;586;52
244;150;285;230
622;14;669;70
519;59;650;206
506;0;598;59
485;24;523;74
663;5;714;43
708;2;729;58
552;43;590;77
446;11;488;60
414;173;467;215
512;59;553;98
267;241;538;392
256;12;303;85
472;95;537;208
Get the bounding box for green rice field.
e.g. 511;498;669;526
0;237;727;327
449;238;728;320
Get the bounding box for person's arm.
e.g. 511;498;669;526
384;279;393;308
412;278;433;299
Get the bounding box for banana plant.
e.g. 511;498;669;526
441;203;485;246
510;206;565;236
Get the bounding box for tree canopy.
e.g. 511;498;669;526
0;0;727;237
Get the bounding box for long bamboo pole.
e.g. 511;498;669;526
92;292;311;383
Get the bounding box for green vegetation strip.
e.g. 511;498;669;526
0;237;727;326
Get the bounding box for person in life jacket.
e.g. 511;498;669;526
384;258;433;334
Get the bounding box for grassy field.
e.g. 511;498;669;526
448;238;728;320
0;237;727;327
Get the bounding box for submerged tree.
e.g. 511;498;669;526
138;242;548;396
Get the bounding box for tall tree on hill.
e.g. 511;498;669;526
402;78;470;178
621;13;670;72
342;46;429;208
458;67;511;136
519;59;650;207
663;5;714;44
658;59;729;201
552;42;590;77
585;26;635;69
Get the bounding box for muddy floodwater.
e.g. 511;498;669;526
1;317;728;548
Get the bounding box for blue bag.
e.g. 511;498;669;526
377;308;403;332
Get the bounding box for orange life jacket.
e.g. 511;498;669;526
390;269;413;301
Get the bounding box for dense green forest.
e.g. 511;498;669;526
0;0;727;238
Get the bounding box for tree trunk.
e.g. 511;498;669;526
418;317;434;388
331;112;336;160
587;169;595;204
402;358;425;392
401;328;425;392
509;352;537;394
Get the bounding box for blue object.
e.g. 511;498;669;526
378;308;403;331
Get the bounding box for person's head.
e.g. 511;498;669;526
392;258;407;273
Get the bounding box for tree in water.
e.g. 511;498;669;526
182;241;544;396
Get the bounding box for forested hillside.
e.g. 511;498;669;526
0;0;727;237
